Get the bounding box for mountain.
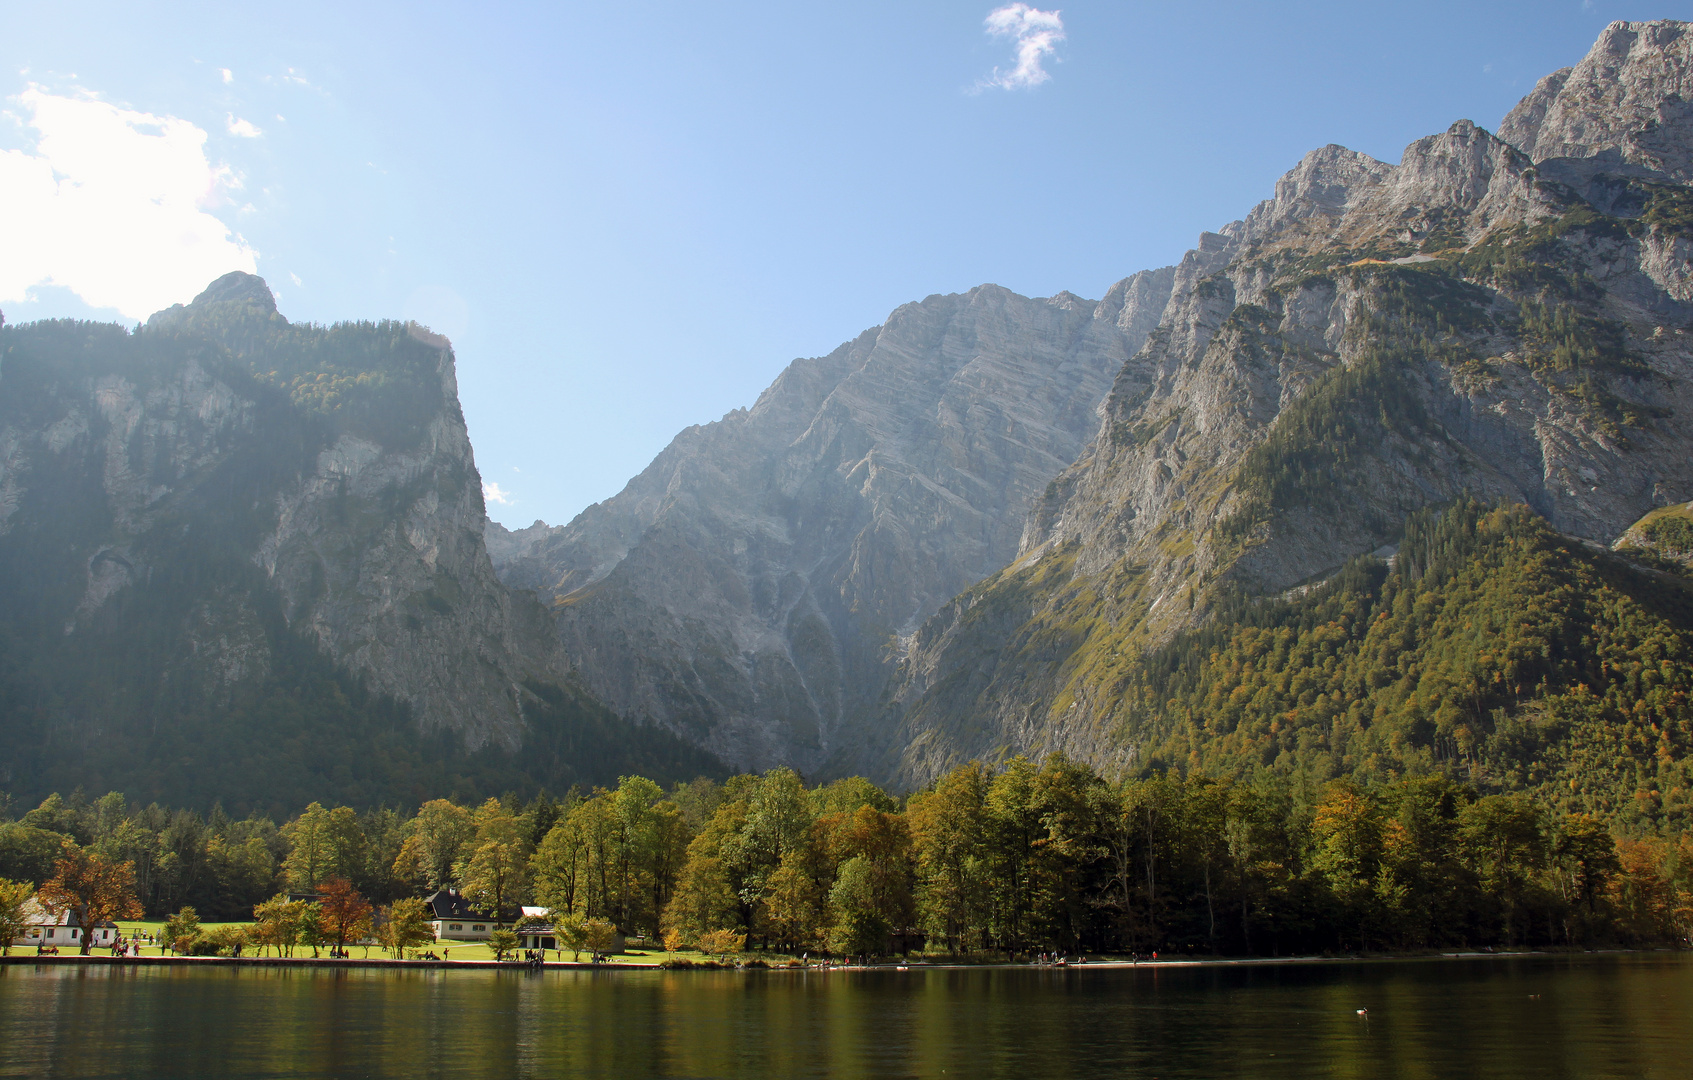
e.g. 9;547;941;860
0;275;721;813
493;21;1693;817
487;273;1175;772
860;20;1693;820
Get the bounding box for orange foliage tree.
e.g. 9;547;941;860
317;876;373;951
37;842;143;955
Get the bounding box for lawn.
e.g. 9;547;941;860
56;922;801;967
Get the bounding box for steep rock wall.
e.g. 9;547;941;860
490;273;1176;772
867;20;1693;789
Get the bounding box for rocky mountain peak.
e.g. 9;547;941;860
860;19;1693;788
146;271;281;332
192;271;278;313
1500;20;1693;179
1239;144;1393;243
488;272;1178;773
1375;118;1535;226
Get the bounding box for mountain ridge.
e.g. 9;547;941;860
0;276;723;812
856;18;1693;793
487;272;1176;772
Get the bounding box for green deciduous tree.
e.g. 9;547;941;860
454;799;528;921
0;878;35;955
378;896;435;958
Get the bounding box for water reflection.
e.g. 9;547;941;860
1;956;1690;1079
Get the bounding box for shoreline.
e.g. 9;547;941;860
1;949;1672;973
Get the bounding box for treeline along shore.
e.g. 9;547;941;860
3;759;1692;961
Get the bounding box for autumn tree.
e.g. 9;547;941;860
38;842;142;955
661;851;738;948
252;895;308;957
696;928;745;960
317;876;373;951
1310;780;1385;949
582;917;620;960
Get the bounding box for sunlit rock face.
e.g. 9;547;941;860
488;272;1176;773
496;20;1693;789
864;20;1693;788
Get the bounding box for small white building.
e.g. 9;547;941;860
423;888;507;941
516;907;559;951
10;899;119;949
515;908;626;954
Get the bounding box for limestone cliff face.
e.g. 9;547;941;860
489;274;1176;772
0;274;564;752
870;20;1693;788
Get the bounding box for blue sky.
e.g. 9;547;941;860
4;1;1688;527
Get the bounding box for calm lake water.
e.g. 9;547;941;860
2;955;1690;1079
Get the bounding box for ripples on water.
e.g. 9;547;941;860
1;954;1689;1079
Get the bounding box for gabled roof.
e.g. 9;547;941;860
422;889;515;922
20;899;117;929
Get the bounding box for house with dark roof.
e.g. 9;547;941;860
422;888;517;941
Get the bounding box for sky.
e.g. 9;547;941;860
3;1;1690;528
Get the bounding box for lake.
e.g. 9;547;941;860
2;954;1690;1078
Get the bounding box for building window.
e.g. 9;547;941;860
473;925;485;932
449;924;462;931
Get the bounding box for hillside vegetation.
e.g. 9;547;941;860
4;760;1689;957
1127;501;1693;833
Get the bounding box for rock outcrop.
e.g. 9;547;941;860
864;20;1693;787
489;273;1176;772
0;275;718;809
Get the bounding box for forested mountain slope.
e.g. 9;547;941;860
0;275;721;814
488;273;1176;773
860;20;1693;815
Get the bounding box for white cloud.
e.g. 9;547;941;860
220;68;234;84
0;86;257;319
483;481;516;506
978;4;1065;91
226;114;262;138
289;272;302;287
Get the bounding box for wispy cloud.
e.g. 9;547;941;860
0;86;257;318
483;481;516;506
220;68;234;84
978;4;1065;91
226;114;262;137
